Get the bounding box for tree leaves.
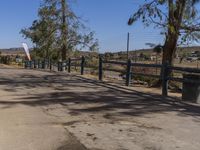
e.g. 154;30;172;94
21;0;99;60
128;0;200;46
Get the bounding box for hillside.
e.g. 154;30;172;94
0;46;200;58
0;48;25;56
113;46;200;56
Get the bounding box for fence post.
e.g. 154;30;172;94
33;60;36;69
81;56;85;75
47;59;49;69
58;61;60;71
35;60;39;69
24;61;27;69
58;61;62;72
57;61;59;71
99;56;103;81
40;60;42;69
68;58;71;73
162;62;169;97
49;59;52;71
126;59;131;86
44;59;48;69
42;60;45;69
43;59;46;69
37;59;40;69
62;61;65;72
27;61;29;69
38;60;40;69
30;61;33;69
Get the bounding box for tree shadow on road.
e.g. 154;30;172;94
0;71;200;120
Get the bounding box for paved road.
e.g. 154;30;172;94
0;67;87;150
0;66;200;150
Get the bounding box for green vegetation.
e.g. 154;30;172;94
21;0;98;61
128;0;200;67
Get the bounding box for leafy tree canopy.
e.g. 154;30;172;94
128;0;200;45
21;0;99;60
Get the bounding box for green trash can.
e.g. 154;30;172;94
182;74;200;103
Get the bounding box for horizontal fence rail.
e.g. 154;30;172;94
168;77;200;84
168;66;200;74
99;57;200;97
103;60;127;65
131;63;163;68
24;56;200;98
131;73;161;79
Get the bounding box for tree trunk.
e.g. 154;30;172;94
61;0;68;61
162;33;179;66
160;0;186;79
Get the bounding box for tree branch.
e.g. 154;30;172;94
181;25;200;32
149;16;167;28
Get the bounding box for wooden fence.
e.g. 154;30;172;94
24;56;200;97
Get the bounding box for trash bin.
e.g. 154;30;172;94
182;74;200;103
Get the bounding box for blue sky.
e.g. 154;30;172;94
0;0;164;52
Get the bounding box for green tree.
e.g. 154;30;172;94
128;0;200;67
21;4;57;59
21;0;98;61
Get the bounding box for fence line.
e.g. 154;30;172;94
24;56;200;97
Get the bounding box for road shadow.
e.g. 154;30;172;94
0;69;199;121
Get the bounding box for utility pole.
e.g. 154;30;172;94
135;50;137;62
127;32;130;60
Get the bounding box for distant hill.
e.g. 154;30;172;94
0;48;25;56
110;46;200;56
0;46;199;57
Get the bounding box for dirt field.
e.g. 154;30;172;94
0;65;200;150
